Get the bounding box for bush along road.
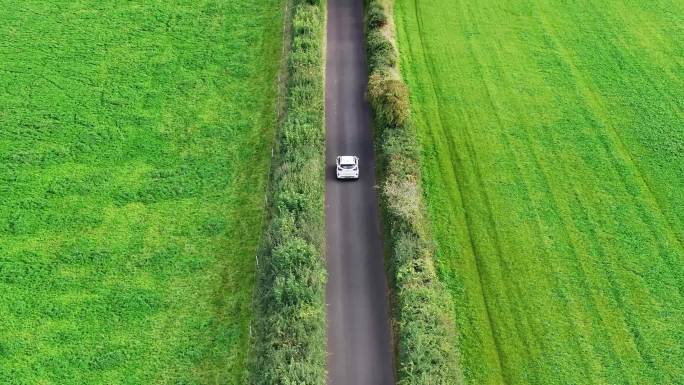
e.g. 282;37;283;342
365;0;464;384
251;1;460;384
250;0;328;384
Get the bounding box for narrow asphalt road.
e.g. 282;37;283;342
325;1;395;385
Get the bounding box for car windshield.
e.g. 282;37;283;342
338;157;357;169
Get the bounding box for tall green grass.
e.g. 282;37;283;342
395;0;684;384
0;1;283;383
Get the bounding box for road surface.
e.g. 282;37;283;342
325;1;396;384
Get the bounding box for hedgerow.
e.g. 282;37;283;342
367;29;397;72
364;1;463;384
249;1;327;384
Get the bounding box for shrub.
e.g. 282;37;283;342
367;29;397;72
367;2;388;28
368;74;411;128
364;1;463;384
250;1;327;385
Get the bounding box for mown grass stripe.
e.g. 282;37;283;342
395;0;684;384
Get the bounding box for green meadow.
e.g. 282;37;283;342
0;1;283;383
395;0;684;384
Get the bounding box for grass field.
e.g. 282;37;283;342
0;1;283;384
395;0;684;384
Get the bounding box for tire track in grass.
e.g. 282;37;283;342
456;3;610;382
476;7;648;382
447;7;546;380
535;2;684;257
535;0;683;360
564;188;660;384
449;10;556;385
395;2;505;382
409;0;509;382
558;5;684;378
564;0;684;292
531;3;680;381
422;0;574;380
398;0;683;382
413;1;592;382
512;121;642;384
439;1;666;382
473;55;613;385
462;2;641;382
517;8;669;382
510;88;644;384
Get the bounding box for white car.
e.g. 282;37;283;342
336;155;359;179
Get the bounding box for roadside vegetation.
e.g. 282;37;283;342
0;1;283;383
365;1;462;384
250;0;327;384
394;0;684;384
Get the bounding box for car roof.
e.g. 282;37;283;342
338;155;357;165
